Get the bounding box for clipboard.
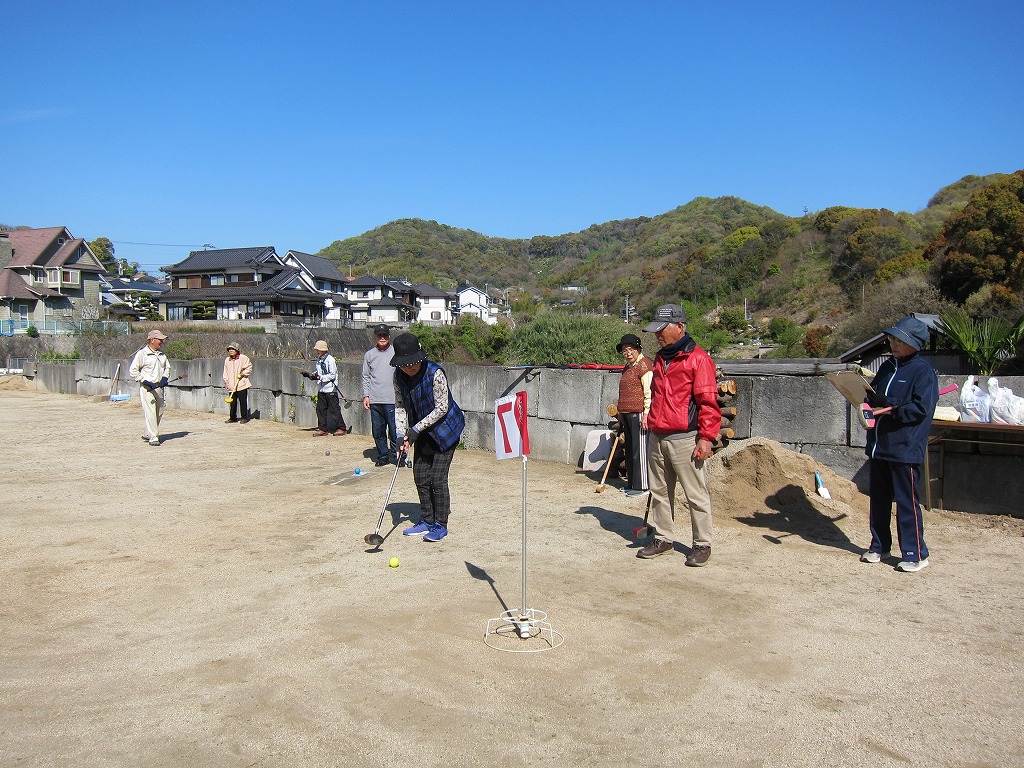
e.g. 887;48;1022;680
825;371;874;407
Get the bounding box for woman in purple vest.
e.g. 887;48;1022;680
391;333;466;543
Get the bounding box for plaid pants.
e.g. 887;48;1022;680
412;444;455;527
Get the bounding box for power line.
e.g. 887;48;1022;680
111;240;208;247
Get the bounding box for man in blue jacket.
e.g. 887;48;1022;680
862;316;939;573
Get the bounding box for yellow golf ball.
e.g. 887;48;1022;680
389;557;400;568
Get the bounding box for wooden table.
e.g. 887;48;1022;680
924;420;1024;509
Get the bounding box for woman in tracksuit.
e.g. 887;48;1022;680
391;333;465;543
862;316;939;573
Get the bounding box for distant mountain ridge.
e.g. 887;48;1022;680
312;171;1010;322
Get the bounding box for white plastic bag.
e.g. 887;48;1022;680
958;376;991;422
987;377;1024;426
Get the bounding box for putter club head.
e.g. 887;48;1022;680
364;533;384;547
224;397;233;403
632;524;653;539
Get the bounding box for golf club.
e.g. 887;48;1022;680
160;374;188;388
631;491;653;538
224;374;242;404
364;450;406;548
595;431;622;493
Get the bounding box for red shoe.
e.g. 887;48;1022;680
313;429;328;436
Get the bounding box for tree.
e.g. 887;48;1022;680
928;170;1024;303
90;237;116;273
937;306;1024;375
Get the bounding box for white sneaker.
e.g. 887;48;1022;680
859;550;890;563
897;559;929;573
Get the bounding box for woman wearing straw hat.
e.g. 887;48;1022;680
391;333;465;543
222;342;254;424
302;339;347;436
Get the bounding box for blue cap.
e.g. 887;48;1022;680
883;316;929;351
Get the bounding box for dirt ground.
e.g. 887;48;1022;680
2;382;1023;767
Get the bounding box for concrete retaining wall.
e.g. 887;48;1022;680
27;359;1024;517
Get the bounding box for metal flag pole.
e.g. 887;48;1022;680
485;391;563;652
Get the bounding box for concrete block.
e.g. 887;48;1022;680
750;376;846;445
526;417;574;464
487;367;542;416
537;369;606;424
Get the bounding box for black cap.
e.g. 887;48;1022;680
616;333;642;353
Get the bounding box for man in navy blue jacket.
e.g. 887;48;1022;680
862;316;939;573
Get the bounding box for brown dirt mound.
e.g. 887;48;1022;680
707;436;867;547
0;375;29;391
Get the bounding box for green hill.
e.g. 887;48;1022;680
317;172;1017;334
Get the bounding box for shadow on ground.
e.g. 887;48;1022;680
734;483;859;553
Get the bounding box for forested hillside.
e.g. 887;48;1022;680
320;170;1023;357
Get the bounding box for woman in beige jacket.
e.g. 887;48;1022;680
223;342;254;423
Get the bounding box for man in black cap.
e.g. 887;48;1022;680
615;333;653;497
636;304;721;566
362;324;398;466
861;315;938;573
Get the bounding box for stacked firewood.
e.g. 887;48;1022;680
713;374;738;453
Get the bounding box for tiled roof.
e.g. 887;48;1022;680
44;238;104;272
163;247;278;273
0;268;62;299
348;275;388;287
412;283;450;298
289;251;346;281
6;227;71;267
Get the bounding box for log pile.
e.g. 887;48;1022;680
713;372;739;454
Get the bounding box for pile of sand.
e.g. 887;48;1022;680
707;436;866;544
0;375;29;391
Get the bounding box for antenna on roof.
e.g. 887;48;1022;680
203;243;215;250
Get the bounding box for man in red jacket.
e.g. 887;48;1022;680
637;304;721;566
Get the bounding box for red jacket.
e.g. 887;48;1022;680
648;335;721;442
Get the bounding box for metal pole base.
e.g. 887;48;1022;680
484;608;564;653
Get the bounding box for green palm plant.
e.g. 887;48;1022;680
937;307;1024;375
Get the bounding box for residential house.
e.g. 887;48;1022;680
283;251;351;322
457;284;508;325
411;283;457;326
0;227;106;333
100;275;171;318
158;247;328;323
344;276;415;326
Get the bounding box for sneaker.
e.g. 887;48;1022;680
637;538;673;559
897;559;930;573
685;545;711;567
374;458;390;467
624;489;648;498
860;550;890;563
149;439;160;447
424;523;448;542
403;521;432;537
333;429;347;436
141;435;151;442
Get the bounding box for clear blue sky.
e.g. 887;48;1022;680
3;1;1022;276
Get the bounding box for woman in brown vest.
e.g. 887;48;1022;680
616;333;653;496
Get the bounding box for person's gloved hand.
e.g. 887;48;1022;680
311;373;320;380
159;377;169;388
142;381;155;392
237;374;244;380
866;391;892;409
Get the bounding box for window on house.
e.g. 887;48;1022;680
358;291;369;298
431;311;441;320
226;274;239;283
47;269;59;284
62;269;79;285
279;302;300;315
251;301;269;315
167;304;190;321
217;301;239;319
210;275;225;286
